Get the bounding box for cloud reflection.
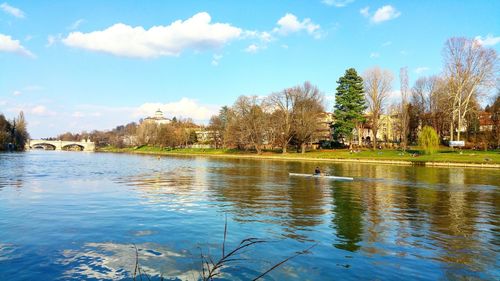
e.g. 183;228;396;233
58;242;198;281
0;243;18;262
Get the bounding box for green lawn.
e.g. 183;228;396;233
288;148;500;164
99;145;500;165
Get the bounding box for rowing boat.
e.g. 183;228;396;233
289;173;354;181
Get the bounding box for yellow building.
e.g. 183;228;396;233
358;113;401;145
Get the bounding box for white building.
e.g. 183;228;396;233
143;109;171;125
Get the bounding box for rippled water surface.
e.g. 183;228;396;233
0;151;499;280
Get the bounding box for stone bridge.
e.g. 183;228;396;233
27;139;95;151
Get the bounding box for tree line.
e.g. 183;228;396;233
208;81;325;154
55;36;499;152
0;111;29;151
59;82;327;154
332;37;499;150
56;117;200;149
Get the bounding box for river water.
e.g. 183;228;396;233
0;151;498;280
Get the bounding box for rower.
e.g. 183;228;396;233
314;167;321;175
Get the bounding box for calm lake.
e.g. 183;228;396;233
0;151;498;280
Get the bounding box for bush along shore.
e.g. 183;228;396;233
99;146;500;168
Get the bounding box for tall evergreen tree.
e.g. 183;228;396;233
332;68;366;148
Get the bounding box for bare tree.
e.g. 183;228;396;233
443;37;498;141
411;75;451;138
267;89;296;153
231;96;269;154
136;121;158;146
291;82;325;153
399;67;410;150
363;67;393;149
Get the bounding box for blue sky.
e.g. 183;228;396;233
1;0;499;138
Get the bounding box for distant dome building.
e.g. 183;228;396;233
144;108;171;125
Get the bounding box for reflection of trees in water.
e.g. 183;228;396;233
283;177;328;241
207;159;332;241
331;185;364;252
395;166;498;279
114;157;500;279
207;159;302;242
114;166;211;211
427;188;496;278
0;153;25;190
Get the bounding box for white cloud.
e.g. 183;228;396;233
414;67;430;75
474;34;500;46
244;44;259;53
273;13;321;38
13;90;21;96
281;44;289;49
46;34;63;47
62;12;242;58
361;5;400;24
135;98;219;121
211;54;222;66
360;6;370;17
371;5;401;23
0;33;35;57
370;52;380;58
322;0;355;7
0;2;25;18
382;41;392;47
46;35;56;47
31;105;56;116
258;31;272;42
68;19;85;30
244;30;273;43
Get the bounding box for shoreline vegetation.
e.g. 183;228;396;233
99;146;500;168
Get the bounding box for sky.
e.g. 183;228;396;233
0;0;499;138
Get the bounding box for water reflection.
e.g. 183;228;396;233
331;185;364;252
0;243;18;262
58;242;197;281
0;151;498;280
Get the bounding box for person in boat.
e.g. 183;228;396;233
314;167;321;175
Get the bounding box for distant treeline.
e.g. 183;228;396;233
56;117;200;149
0;112;30;151
56;81;327;154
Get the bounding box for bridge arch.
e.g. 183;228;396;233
31;143;56;150
62;144;85;151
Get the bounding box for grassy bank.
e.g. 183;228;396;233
99;146;500;167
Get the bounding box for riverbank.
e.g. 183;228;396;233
99;146;500;168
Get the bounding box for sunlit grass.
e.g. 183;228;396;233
99;145;500;164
